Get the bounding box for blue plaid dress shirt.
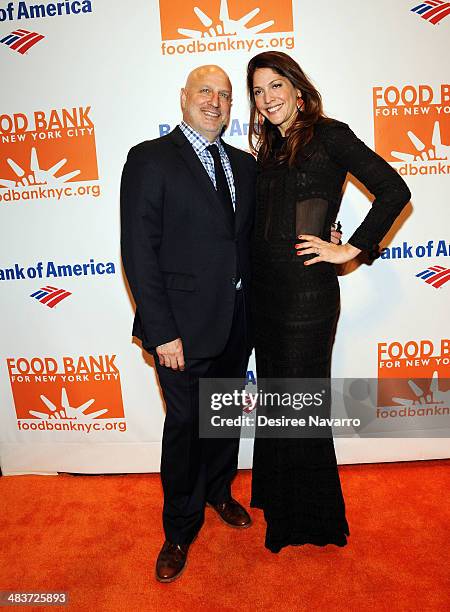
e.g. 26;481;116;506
179;121;236;209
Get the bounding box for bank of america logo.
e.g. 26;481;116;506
0;29;45;54
416;266;450;288
411;1;450;25
30;286;72;308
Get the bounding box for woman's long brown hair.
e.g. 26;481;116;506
247;51;328;166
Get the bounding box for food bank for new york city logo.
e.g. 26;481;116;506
7;355;125;425
158;0;294;55
377;339;450;413
0;106;98;190
373;84;450;177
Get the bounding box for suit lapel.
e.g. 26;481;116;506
169;127;234;235
223;141;245;235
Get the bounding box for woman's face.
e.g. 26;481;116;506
252;67;301;136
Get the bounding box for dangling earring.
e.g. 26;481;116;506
296;94;304;112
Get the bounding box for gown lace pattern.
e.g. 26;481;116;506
250;120;411;553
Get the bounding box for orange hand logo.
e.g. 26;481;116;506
0;148;81;188
391;121;450;162
392;372;449;407
29;387;108;420
178;0;275;38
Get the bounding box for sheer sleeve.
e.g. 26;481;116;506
320;121;411;251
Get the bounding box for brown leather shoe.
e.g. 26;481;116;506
209;498;252;528
155;540;190;583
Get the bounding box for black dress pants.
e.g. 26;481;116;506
155;290;249;545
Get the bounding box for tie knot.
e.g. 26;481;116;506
207;144;221;160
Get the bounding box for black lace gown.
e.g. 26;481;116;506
250;120;411;553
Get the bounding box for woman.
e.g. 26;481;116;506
247;51;411;553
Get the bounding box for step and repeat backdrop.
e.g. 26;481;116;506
0;0;449;474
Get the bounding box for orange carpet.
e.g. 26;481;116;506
0;461;449;611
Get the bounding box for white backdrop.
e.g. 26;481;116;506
0;0;449;474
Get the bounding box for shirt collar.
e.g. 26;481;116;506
179;121;225;155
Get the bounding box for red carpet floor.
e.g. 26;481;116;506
1;460;449;611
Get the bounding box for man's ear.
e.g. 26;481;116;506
180;88;187;110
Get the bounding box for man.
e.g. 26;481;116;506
120;65;256;582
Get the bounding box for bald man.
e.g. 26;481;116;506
121;66;257;582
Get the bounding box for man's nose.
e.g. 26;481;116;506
209;91;220;107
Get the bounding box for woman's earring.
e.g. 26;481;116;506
296;95;304;111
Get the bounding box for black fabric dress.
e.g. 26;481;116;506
250;120;411;553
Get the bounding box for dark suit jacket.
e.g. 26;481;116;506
120;126;257;358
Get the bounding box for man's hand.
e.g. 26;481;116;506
330;222;342;245
156;338;185;371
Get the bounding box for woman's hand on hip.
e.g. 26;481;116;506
295;234;361;265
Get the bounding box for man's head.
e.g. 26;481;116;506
181;65;232;142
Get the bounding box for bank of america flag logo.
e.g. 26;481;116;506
30;286;72;308
411;1;450;25
0;29;45;55
416;266;450;288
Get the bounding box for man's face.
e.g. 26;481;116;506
181;67;232;142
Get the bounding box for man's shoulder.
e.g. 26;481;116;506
222;141;256;168
126;132;176;163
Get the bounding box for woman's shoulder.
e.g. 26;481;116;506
314;118;351;138
313;119;361;156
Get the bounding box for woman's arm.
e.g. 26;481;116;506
296;121;411;265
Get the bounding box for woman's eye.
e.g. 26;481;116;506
273;83;282;89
